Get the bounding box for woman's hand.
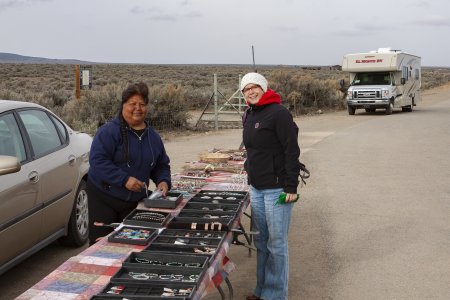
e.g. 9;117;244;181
157;181;169;196
125;176;145;192
284;193;298;203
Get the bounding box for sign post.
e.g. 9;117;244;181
75;65;80;99
75;65;93;99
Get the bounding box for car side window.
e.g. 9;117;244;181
51;115;68;142
0;113;26;162
18;109;62;157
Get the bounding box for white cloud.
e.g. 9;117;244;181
414;15;450;27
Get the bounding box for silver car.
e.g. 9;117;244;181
0;100;92;275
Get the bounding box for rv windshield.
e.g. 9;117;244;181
352;72;392;86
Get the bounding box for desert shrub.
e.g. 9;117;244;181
148;84;190;130
269;71;345;114
62;83;125;133
1;63;449;134
422;68;450;89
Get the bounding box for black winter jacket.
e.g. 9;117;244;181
243;103;301;193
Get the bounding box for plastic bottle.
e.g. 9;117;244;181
275;192;300;205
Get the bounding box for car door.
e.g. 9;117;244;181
17;109;77;241
0;112;41;271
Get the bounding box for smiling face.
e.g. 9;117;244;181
242;84;264;105
122;94;148;129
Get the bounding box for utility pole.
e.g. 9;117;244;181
252;45;257;72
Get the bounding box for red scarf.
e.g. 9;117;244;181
249;89;281;106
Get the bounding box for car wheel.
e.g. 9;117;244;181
59;180;89;246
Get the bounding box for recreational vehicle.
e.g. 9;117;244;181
342;48;421;115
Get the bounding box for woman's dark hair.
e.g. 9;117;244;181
121;82;149;105
119;82;150;166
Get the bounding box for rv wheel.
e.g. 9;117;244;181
403;99;414;112
348;106;356;115
385;102;393;115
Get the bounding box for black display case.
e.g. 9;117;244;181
158;228;227;240
182;202;240;213
110;266;204;284
123;209;171;228
123;251;209;270
144;243;217;256
144;191;183;209
194;189;248;200
92;281;196;299
108;226;157;246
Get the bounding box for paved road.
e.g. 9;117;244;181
224;86;450;299
2;85;449;299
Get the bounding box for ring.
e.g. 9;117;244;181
135;257;150;264
129;272;149;280
166;262;183;267
185;262;201;268
189;274;199;281
212;222;222;231
159;274;173;280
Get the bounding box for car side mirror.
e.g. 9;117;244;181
0;155;21;175
401;78;406;85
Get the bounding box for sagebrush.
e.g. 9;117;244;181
0;63;449;135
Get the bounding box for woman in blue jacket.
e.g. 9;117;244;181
242;73;301;300
87;82;171;245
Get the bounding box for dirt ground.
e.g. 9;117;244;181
2;83;449;299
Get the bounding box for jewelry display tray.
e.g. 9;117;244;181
149;235;222;249
110;265;205;285
123;251;210;269
159;228;227;240
168;211;235;231
181;202;241;213
123;209;171;228
90;295;190;300
95;281;197;300
143;243;218;257
193;189;248;199
107;226;157;246
144;191;183;209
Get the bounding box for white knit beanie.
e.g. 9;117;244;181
240;72;268;93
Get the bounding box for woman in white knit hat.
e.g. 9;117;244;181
241;72;301;300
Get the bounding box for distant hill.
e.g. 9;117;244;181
0;52;92;64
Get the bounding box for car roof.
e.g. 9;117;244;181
0;99;46;113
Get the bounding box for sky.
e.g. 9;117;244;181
1;0;449;66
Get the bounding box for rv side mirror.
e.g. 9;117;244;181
338;79;345;88
401;78;406;85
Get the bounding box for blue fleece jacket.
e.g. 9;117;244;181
88;116;171;202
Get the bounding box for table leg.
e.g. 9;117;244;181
225;277;234;300
217;285;226;300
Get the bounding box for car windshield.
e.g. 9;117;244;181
352;72;392;86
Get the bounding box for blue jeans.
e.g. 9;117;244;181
250;186;293;300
